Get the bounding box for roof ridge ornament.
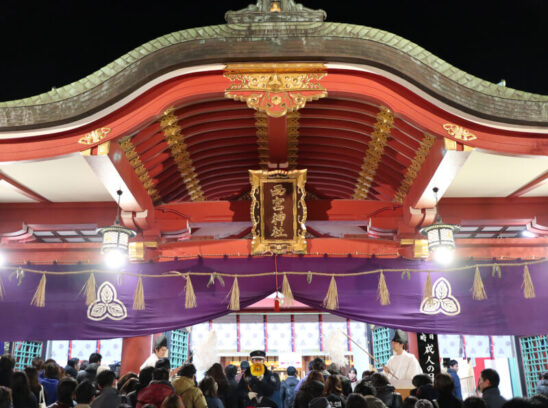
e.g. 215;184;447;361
225;0;326;24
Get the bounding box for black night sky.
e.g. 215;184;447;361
1;0;547;102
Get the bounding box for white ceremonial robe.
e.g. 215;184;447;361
140;353;159;371
385;350;423;388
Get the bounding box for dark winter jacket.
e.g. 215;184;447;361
136;381;175;408
481;387;506;408
226;377;240;408
91;386;121;408
325;393;346;408
374;385;402;408
64;366;78;379
447;368;462;400
13;391;38;408
293;381;325;408
281;376;299;408
537;379;548;396
435;391;463;408
238;365;278;408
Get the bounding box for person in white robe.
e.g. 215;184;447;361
383;330;423;389
140;335;169;371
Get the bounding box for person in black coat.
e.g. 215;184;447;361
238;351;278;408
225;365;240;408
434;373;463;408
64;358;80;379
293;371;325;408
370;373;403;408
322;375;346;408
11;371;38;408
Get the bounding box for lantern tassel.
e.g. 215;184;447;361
133;277;145;310
472;266;487;300
377;271;390;306
322;276;339;310
185;274;197;309
523;265;536;299
423;271;433;303
227;277;240;311
281;273;294;306
80;273;97;306
31;274;47;307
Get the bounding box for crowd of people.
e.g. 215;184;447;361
0;351;547;408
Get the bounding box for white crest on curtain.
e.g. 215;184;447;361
420;278;460;316
87;282;127;321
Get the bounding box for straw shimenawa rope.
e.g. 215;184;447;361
323;276;339;310
133;277;145;310
377;271;390;306
423;271;433;303
185;274;197;309
81;273;97;306
228;277;240;311
31;274;47;307
522;265;536;299
472;266;487;300
281;273;294;306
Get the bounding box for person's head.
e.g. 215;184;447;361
79;360;89;371
67;357;80;370
10;371;31;395
57;377;78;404
501;398;535;408
31;357;44;371
434;373;454;394
346;393;368;408
0;386;12;408
416;400;434;408
543;372;548;381
153;368;170;382
530;394;548;407
240;361;250;372
120;378;139;395
354;380;376;397
403;396;418;408
287;366;297;377
75;380;95;404
449;360;459;371
139;366;155;386
391;330;408;354
361;370;374;381
225;364;237;379
250;350;266;366
327;363;340;375
0;356;15;372
154;336;169;358
96;369;116;389
479;368;500;391
178;364;197;379
24;367;40;391
463;396;488;408
311;358;326;372
307;370;325;384
348;367;357;381
370;373;390;388
322;375;343;396
412;374;432;388
89;353;102;365
44;361;59;380
155;358;171;371
199;376;218;398
206;363;227;386
161;394;184;408
117;372;138;391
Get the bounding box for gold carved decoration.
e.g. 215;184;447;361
255;112;269;169
393;133;436;204
224;63;327;118
442;124;477;141
160;109;205;201
250;169;307;255
78;128;111;145
353;106;394;199
286;112;300;169
120;138;162;203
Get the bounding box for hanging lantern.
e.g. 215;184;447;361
99;190;136;269
420;187;459;266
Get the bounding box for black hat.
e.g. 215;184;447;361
154;335;168;350
250;350;266;359
392;330;408;345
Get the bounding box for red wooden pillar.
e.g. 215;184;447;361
407;331;420;360
120;335;153;375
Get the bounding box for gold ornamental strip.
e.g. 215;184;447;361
353;106;394;199
255;112;269;170
286;112;300;169
119;137;162;203
392;133;436;204
160;109;205;201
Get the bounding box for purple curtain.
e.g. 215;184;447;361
0;256;546;341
